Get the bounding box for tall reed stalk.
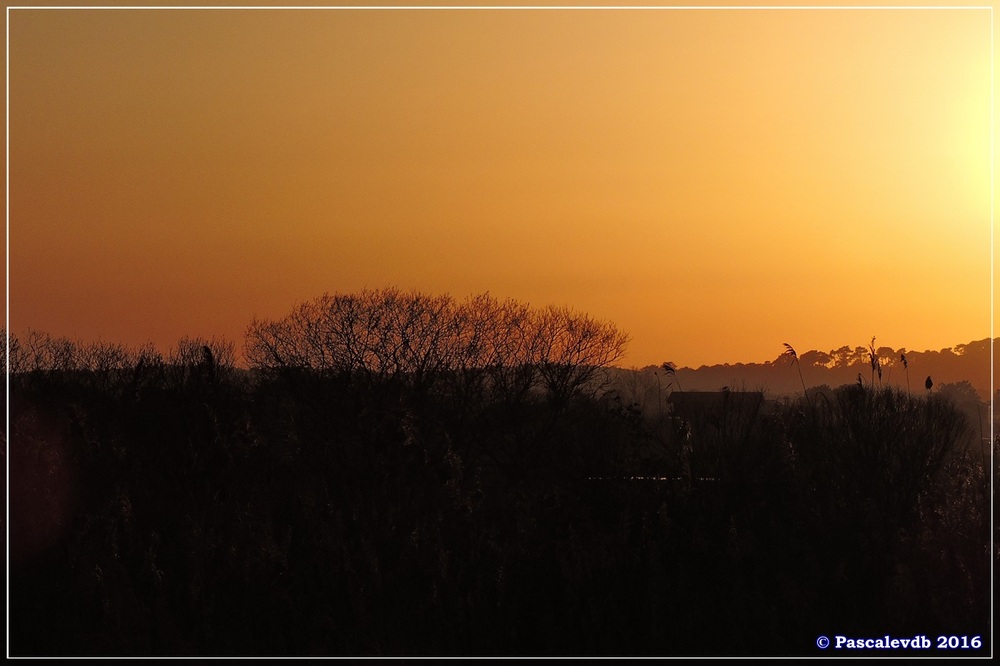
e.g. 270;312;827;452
901;353;909;395
782;343;812;410
662;361;681;393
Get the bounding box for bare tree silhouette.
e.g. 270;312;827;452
245;288;629;405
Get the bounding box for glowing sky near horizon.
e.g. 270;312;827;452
6;4;992;368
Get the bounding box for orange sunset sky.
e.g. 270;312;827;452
5;2;993;369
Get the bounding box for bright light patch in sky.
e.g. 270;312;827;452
6;5;992;368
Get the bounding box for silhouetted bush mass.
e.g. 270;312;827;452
5;307;993;656
244;288;630;408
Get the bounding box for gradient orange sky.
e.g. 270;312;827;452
6;2;993;368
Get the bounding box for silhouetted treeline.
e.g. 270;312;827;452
5;297;993;657
634;337;995;402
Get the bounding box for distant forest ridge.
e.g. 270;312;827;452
633;338;995;402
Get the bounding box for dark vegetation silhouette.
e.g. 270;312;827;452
5;294;993;656
634;338;994;403
781;342;811;409
901;353;910;394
